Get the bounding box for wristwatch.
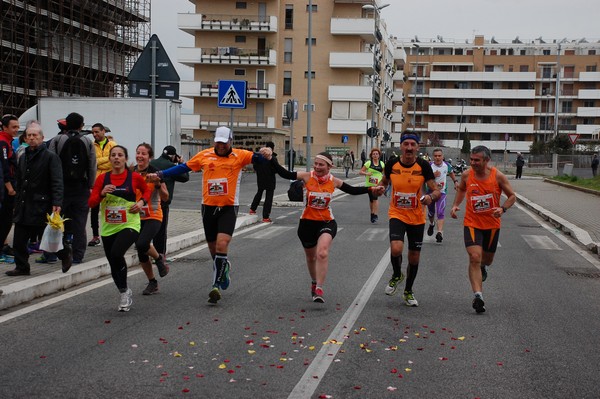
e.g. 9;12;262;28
501;206;507;213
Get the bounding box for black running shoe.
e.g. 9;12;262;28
435;232;443;243
472;296;486;313
427;224;435;236
155;255;170;278
142;280;158;295
481;265;488;282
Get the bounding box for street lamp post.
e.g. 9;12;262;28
412;43;420;133
363;2;389;150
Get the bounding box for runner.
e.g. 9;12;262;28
450;145;516;313
133;143;170;295
88;145;151;312
426;148;458;243
274;152;384;303
148;126;273;304
359;148;385;223
380;133;440;307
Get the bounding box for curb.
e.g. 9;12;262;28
516;193;599;254
0;215;259;311
542;178;600;197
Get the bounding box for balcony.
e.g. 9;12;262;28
328;85;372;102
329;52;374;73
182;113;275;130
428;122;533;134
330;18;376;42
578;89;600;99
178;47;277;66
579;72;600;82
180;81;276;100
428;88;535;99
327;119;368;135
428;105;534;117
576;124;600;135
577;107;600;117
429;71;536;82
178;13;277;34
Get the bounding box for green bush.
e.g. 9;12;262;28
570;175;578;182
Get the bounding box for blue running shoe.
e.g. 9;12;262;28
219;261;231;290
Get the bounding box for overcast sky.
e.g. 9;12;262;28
151;0;600;95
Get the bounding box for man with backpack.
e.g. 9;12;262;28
48;112;96;269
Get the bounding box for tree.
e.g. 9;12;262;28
461;128;471;155
546;135;572;154
529;140;546;155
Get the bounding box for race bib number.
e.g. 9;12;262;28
208;178;228;196
394;192;418;209
307;192;331;210
139;205;150;218
437;181;445;190
105;206;128;224
368;176;380;185
471;194;494;213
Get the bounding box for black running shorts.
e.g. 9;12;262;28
297;219;338;248
463;226;500;253
389;218;425;251
201;205;239;242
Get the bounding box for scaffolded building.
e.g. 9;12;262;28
0;0;150;116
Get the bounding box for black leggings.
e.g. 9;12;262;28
136;219;161;263
102;229;139;291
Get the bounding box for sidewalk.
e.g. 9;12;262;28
1;175;598;310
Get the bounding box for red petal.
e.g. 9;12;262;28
178;326;183;330
227;370;235;374
391;368;398;373
353;386;361;390
104;320;111;324
182;388;190;393
98;340;106;344
196;374;204;378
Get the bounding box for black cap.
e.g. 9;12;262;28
163;145;177;156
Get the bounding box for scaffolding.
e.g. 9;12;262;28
0;0;150;116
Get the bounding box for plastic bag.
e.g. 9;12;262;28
40;224;64;253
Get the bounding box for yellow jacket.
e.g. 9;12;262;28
94;138;117;177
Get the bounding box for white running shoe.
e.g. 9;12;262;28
384;273;405;296
118;288;133;312
403;290;419;307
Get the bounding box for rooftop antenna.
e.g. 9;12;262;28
491;36;498;44
437;35;444;42
414;35;420;43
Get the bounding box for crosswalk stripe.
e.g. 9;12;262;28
355;228;388;241
522;235;562;250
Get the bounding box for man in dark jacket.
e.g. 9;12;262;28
515;152;525;179
150;145;189;256
0;114;19;257
249;142;277;223
6;121;63;276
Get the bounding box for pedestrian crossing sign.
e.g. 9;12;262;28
218;80;247;109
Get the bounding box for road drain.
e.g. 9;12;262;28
565;271;600;279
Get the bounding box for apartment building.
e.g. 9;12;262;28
394;35;600;153
177;0;404;160
1;0;150;116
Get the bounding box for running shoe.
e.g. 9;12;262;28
481;265;488;282
218;261;231;290
118;288;133;312
262;218;272;223
435;232;443;243
473;295;486;313
312;287;324;303
88;236;101;247
427;224;435;236
208;286;221;304
28;242;42;254
155;254;170;278
0;254;15;264
384;273;405;296
142;280;159;295
60;241;73;273
249;209;257;215
403;290;419;307
311;281;317;297
2;244;14;256
35;254;58;264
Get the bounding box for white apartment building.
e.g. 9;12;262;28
394;35;600;152
177;0;404;160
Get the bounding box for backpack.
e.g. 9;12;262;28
287;180;304;202
59;131;90;182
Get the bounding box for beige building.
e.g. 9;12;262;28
177;0;404;163
395;35;600;153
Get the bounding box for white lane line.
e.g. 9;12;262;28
0;223;267;325
522;234;562;250
287;248;391;399
356;228;388;241
516;203;600;269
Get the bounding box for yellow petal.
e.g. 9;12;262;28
218;363;227;369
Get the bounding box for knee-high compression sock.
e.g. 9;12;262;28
405;263;419;292
213;253;227;287
391;254;403;278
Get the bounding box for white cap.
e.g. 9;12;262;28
214;126;232;143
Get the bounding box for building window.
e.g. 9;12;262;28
483;82;494;90
304;71;315;79
565;50;575;56
589;50;596;55
305;38;316;46
508;65;513;72
283;71;292;95
234;69;246;76
235;36;246;43
562;101;572;113
584;100;595;107
466;50;473;55
306;4;317;12
519;65;529;72
586;65;597;72
284;38;293;63
484;65;494;72
520;50;526;55
236;2;247;9
542;66;552;78
455;49;463;55
302;136;314;143
543;49;551;55
285;4;293;29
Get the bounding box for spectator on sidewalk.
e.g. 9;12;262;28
249;141;278;223
6;121;63;276
515;152;525;179
342;151;352;178
592;154;599;177
360;149;366;167
350;151;355;171
88;123;116;247
150;145;189;257
0;114;19;258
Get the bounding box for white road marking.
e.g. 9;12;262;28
245;226;295;239
287;248;391;399
356;228;388;241
522;234;563;250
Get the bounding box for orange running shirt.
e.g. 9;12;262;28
463;167;502;230
135;165;163;222
300;171;335;221
385;158;435;225
186;147;254;206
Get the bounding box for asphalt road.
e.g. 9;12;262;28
1;175;600;398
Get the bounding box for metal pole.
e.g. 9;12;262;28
553;43;561;138
150;37;157;150
412;43;419;133
306;0;313;171
289;99;295;171
457;99;464;149
230;109;234;137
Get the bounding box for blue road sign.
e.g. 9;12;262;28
218;80;247;109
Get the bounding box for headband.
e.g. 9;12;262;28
315;154;333;166
400;134;420;143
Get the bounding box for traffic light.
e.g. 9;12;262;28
367;126;378;138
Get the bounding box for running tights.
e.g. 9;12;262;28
102;228;139;292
